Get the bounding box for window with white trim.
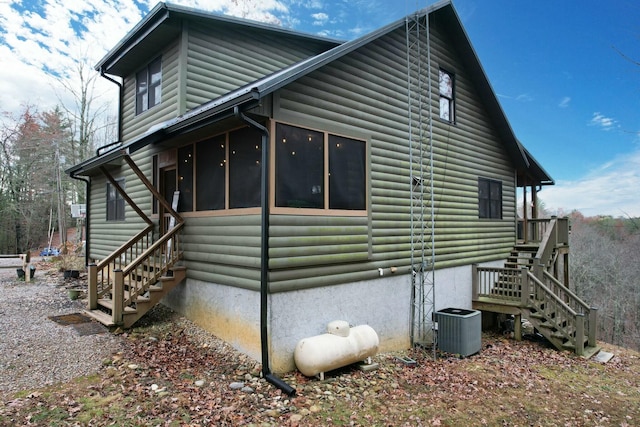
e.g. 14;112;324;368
439;68;455;122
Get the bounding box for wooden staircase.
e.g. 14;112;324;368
85;155;186;329
473;217;600;357
84;223;186;329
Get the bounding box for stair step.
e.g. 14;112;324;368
513;244;539;252
84;309;114;326
97;298;138;313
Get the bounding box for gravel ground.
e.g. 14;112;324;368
0;260;123;394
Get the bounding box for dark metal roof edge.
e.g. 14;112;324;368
65;147;128;176
437;3;530;170
95;2;170;72
94;1;343;72
522;145;555;185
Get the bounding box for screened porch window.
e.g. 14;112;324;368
157;126;263;213
478;177;502;219
275;123;366;211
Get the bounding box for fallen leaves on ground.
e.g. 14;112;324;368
1;307;639;426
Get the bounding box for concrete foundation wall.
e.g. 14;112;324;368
163;259;505;373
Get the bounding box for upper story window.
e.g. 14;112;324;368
136;57;162;115
478;177;502;219
439;68;455;122
275;123;366;212
106;178;125;221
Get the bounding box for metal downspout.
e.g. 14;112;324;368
69;174;90;267
234;106;295;396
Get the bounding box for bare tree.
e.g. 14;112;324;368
570;212;640;350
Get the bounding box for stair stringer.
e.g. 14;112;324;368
121;266;186;328
85;266;186;328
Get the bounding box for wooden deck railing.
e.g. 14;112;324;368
88;225;154;303
525;270;584;354
87;222;183;324
540;270;597;347
472;266;523;301
473;262;597;353
533;217;569;270
518;216;569;245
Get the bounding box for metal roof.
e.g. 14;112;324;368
95;2;342;76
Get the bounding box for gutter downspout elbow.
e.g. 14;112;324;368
98;67;123;143
234;106;295;397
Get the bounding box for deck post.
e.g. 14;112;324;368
514;314;522;341
88;263;98;310
471;264;478;300
575;313;585;356
520;267;529;306
588;307;598;347
113;269;124;325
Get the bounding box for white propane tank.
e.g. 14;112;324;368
294;321;379;377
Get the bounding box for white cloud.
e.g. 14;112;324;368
590;112;617;131
0;0;293;119
539;149;640;217
515;93;533;102
311;12;329;26
558;96;570;108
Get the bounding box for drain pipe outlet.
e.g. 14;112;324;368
234;106;295;397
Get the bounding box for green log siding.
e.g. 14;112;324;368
121;18;334;144
271;20;515;287
185;22;331;111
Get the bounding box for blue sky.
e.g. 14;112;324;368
0;0;638;217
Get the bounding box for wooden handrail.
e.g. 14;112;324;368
123;222;183;277
95;226;154;270
527;271;584;352
541;270;590;314
527;271;577;317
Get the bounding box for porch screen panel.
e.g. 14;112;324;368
196;135;226;211
275;123;324;208
229;126;261;208
178;145;193;212
328;135;365;210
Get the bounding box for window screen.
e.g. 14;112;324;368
106;179;125;221
275;123;324;208
196;135;226;211
229;126;262;208
329;135;366;210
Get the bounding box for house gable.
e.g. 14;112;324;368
97;2;340;143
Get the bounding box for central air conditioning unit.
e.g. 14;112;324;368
436;308;481;357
